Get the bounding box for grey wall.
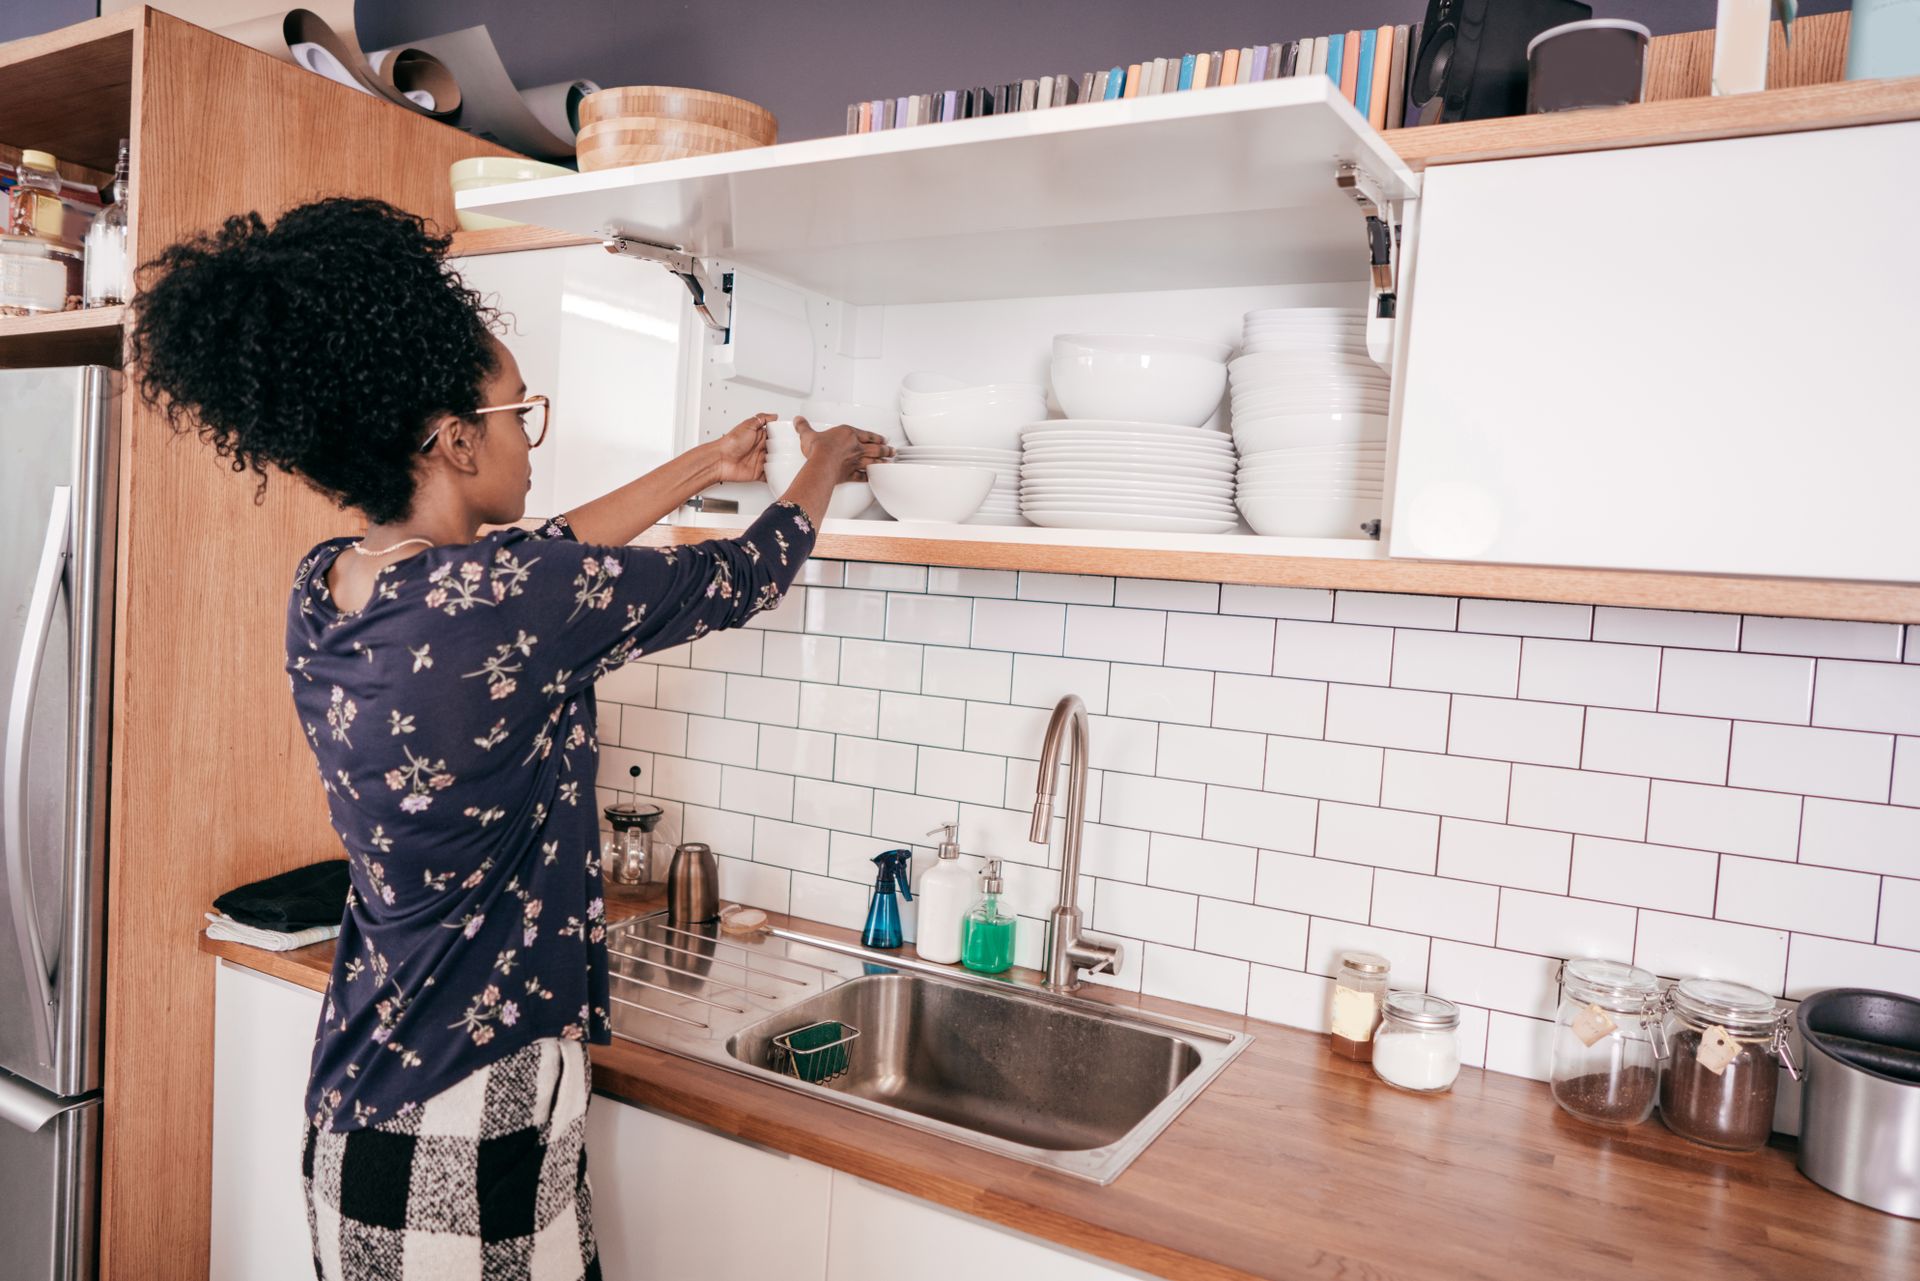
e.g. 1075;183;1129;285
1;0;96;44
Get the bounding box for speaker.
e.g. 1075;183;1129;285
1411;0;1593;123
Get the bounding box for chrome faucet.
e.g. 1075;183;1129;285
1030;695;1123;992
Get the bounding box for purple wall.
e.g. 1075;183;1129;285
0;0;96;44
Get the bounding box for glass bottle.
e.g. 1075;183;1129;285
1329;950;1391;1061
1372;991;1462;1093
1549;957;1665;1126
1658;977;1797;1152
8;150;65;241
960;858;1015;974
84;138;129;307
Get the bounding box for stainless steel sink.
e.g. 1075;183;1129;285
605;912;1249;1183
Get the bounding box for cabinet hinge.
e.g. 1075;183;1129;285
1335;163;1401;366
602;234;733;336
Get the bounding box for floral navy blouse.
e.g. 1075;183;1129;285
288;502;815;1132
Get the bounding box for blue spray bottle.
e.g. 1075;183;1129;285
861;849;914;950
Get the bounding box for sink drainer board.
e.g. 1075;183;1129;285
604;911;1252;1184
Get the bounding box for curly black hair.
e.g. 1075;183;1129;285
129;196;501;524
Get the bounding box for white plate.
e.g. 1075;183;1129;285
1022;489;1235;511
1021;476;1233;499
1021;443;1237;466
1023;496;1238;516
1021;464;1237;486
1022;419;1230;443
1024;509;1239;534
895;447;1021;461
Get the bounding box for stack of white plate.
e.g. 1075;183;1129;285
1019;420;1238;534
1237;445;1384;538
893;445;1025;525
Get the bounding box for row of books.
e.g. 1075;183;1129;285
844;23;1426;136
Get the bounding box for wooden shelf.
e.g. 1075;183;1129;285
0;8;139;174
644;520;1920;623
449;224;601;256
461;76;1418;304
0;305;126;367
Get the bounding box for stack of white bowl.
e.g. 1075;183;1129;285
1019;421;1237;534
896;373;1043;525
1050;334;1231;427
1229;307;1387;539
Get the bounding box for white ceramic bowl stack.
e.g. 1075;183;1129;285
898;373;1047;452
891;445;1025;525
1229;307;1388;539
1050;334;1231;427
1019;420;1239;534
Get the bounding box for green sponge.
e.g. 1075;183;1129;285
777;1020;851;1083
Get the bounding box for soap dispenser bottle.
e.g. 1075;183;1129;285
914;822;973;964
961;858;1016;974
861;849;914;950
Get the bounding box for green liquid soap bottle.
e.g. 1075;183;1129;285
960;858;1016;975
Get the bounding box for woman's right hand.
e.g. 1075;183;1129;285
795;416;891;483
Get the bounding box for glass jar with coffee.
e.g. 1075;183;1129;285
1657;977;1797;1152
1549;957;1665;1126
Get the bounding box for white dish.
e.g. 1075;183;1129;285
1237;493;1380;539
1021;449;1236;474
1023;493;1237;515
799;399;904;445
1021;462;1237;485
1237;444;1386;460
1024;509;1239;535
1023;419;1232;444
1231;398;1390;418
1022;483;1234;507
1237;486;1383;499
1053;332;1234;362
1020;474;1231;499
1051;342;1227;428
763;454;872;520
900;402;1045;451
866;463;994;523
1233;416;1388;452
895;445;1021;460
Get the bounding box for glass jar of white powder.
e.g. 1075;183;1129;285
1329;950;1391;1061
1372;992;1462;1092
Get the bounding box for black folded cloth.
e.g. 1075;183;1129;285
213;859;350;931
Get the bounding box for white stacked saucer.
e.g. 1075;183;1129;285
1019;420;1238;534
893;445;1024;525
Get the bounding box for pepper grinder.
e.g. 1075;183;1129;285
668;842;719;925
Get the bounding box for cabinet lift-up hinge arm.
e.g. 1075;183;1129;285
1335;163;1400;368
602;233;733;336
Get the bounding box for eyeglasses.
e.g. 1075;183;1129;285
419;394;551;454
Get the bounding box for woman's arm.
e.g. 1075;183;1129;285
562;413;774;545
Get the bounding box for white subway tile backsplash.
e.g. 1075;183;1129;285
1457;599;1592;640
1109;663;1214;726
1717;855;1880;941
1081;821;1151;882
922;646;1012;702
1568;835;1718;916
1196;899;1309;969
971;599;1065;654
1101;772;1206;837
1210;673;1325;738
797;560;844;587
1248;964;1334;1031
1496;889;1636;960
834;735;918;792
914;747;1005;806
1147;833;1258;899
651;756;722;808
719;765;794;820
1633;911;1789;994
869;790;958;845
1254;850;1373;922
1519;638;1660;710
1485;1013;1554;1082
1011;654;1110;714
1813;659;1920;736
756;725;836;780
1581;708;1730;785
844;563;926;592
792;778;872;834
1428;940;1559;1019
752;818;829;873
1799;798;1920;878
1437;819;1572;894
1165;612;1274;675
1788;935;1920;1001
1117;577;1220;613
620;706;688;757
1380;750;1511;822
885;593;972;646
1156;723;1265;788
1391;629;1520;697
595;745;651;796
1325;684;1450;753
876;691;967;748
686;715;758;768
1742;616;1905;661
1017;571;1115;605
1315;802;1439;874
1910;626;1920;663
1204;786;1316;855
724;674;801;727
1592;606;1741;651
1142;944;1249;1013
1728;721;1894;802
1220;584;1333;621
684;804;754;855
714;853;791;914
1089;715;1160;775
1304;917;1431;982
789;872;868;932
1879;877;1920;951
927;566;1017;597
1645;781;1801;861
1659;649;1813;725
1333;591;1457;630
1896;737;1920;808
657;666;728;717
1094;880;1198;947
1270;620;1393;685
803;586;887;638
762;633;841;684
1370;871;1499;945
1509;764;1648;840
839;639;923;693
596;661;657;707
1447;695;1584;768
690;628;764;674
799;683;878;737
1063;605;1166;665
1264;735;1382;805
964;700;1053;760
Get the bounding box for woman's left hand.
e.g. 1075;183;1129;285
708;413;773;483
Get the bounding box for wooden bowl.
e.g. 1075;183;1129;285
575;118;768;172
579;85;777;144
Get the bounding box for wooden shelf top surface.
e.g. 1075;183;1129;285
0;7;140;174
0;305;127;368
204;897;1916;1281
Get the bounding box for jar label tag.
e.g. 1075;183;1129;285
1573;1002;1617;1046
1697;1024;1740;1075
1330;986;1380;1042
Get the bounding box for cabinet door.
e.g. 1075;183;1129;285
209;962;324;1281
825;1173;1147;1281
585;1098;832;1281
1389;121;1920;581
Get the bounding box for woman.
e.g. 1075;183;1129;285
130;197;887;1280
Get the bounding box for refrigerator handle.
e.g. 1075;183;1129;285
5;484;70;1070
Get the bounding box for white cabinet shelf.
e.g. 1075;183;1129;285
460;78;1418;305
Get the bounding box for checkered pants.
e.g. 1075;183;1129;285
303;1039;601;1280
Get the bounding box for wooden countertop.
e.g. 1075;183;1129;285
202;892;1917;1280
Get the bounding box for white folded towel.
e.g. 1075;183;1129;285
204;912;339;952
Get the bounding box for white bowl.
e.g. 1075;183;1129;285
1238;493;1380;539
899;404;1041;451
899;389;1046;417
1053;332;1234;361
799;399;904;445
1232;413;1389;452
764;452;874;520
867;463;994;522
450;156;574;230
1051;352;1226;428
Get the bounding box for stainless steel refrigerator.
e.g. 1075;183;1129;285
0;366;118;1281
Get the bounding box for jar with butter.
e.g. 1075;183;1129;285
1329;950;1390;1061
1657;977;1796;1152
1549;957;1665;1127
